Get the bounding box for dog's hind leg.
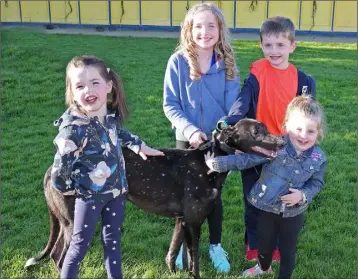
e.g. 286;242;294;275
58;223;73;269
183;223;201;279
24;208;60;268
165;218;185;273
50;225;66;273
49;221;73;272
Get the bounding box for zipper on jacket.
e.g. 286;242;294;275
199;79;203;132
96;118;123;196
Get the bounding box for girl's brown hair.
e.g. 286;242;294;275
176;3;238;81
65;55;129;120
283;95;326;142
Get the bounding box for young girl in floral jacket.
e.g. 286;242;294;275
51;55;164;279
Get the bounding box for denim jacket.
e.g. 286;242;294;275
210;135;327;217
51;109;142;203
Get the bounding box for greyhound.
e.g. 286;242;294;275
25;119;284;279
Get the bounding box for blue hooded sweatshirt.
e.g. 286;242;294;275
163;51;240;141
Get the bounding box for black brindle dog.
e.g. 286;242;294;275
25;119;284;279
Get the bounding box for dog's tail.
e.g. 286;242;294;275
24;207;60;268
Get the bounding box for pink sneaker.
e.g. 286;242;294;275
272;249;280;262
240;263;272;277
246;245;258;261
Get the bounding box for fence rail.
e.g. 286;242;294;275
1;0;356;36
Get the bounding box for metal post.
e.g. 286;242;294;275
78;0;81;24
108;0;112;26
233;0;237;29
139;0;142;26
18;0;22;23
331;0;335;32
266;0;269;19
48;0;51;23
170;0;172;27
298;0;302;30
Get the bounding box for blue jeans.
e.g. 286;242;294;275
61;194;126;279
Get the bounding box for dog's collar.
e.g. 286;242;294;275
217;141;235;155
198;140;213;150
199;140;235;155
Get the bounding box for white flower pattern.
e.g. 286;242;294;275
88;161;111;186
101;142;111;156
108;129;118;146
55;138;78;155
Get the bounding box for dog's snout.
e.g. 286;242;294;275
277;136;286;148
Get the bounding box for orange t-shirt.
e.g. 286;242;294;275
251;58;298;135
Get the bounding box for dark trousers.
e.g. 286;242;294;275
242;166;262;249
242;166;280;250
257;210;304;279
61;194;126;279
176;140;222;244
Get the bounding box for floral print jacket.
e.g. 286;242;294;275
51;109;142;202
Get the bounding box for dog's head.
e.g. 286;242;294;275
214;119;285;158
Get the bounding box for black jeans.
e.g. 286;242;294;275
257;210;304;279
176;140;223;244
242;166;280;250
241;166;262;249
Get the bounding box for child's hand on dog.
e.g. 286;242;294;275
139;144;165;160
204;151;217;175
189;131;207;148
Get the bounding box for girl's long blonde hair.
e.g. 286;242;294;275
176;3;238;81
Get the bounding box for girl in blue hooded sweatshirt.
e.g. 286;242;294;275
163;3;240;273
51;55;164;279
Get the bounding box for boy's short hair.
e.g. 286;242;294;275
260;16;295;43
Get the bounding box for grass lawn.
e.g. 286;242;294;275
1;28;356;279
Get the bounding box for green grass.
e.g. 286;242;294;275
1;28;357;279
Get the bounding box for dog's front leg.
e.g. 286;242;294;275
165;218;185;273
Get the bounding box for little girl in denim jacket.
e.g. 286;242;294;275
205;95;327;279
51;55;164;279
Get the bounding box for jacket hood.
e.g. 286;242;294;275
53;109;86;131
175;51;225;75
54;108;121;131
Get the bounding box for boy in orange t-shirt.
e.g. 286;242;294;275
218;16;315;262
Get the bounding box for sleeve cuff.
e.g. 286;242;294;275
216;120;229;131
183;125;199;141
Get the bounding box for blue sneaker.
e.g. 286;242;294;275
209;244;230;273
175;244;184;270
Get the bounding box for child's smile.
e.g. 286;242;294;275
286;110;319;153
192;10;219;50
70;66;112;118
260;33;296;70
85;95;97;104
